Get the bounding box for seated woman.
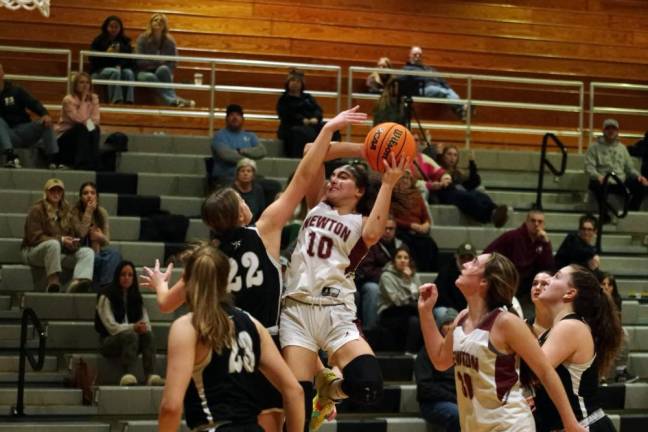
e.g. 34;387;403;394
391;170;438;272
231;158;266;223
95;260;164;386
55;72;100;170
435;145;508;227
276;68;325;158
150;244;304;431
366;57;393;94
377;245;422;353
71;181;122;290
21;178;94;292
89;15;135;104
135;13;194;107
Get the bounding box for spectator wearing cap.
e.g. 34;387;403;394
231;158;265;222
21;178;94;293
585;118;648;218
415;307;460;432
433;242;476;313
276;68;325;158
0;63;58;168
210;103;267;186
354;215;403;330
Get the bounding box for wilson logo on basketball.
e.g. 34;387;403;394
382;128;403;159
369;128;383;150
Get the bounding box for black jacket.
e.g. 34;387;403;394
434;259;467;312
89;35;135;73
0;80;48;127
276;92;323;139
415;346;456;403
554;232;596;270
629;134;648;178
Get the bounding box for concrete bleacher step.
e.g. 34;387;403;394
22;293;184;322
0;405;98;415
125;134;283;158
0;238;170;267
0;355;58;372
0;190;205;218
0;423;110;431
0;295;10;311
0;371;67;385
0;322;171;350
0;388;81;406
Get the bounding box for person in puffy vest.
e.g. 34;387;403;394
95;260;163;386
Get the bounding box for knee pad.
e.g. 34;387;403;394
341;354;383;404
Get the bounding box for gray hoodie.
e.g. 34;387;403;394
584;136;639;182
377;262;421;314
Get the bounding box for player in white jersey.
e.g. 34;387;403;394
143;106;369;432
280;151;409;431
417;252;587;432
533;265;622;431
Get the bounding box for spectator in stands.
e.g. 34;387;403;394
402;46;466;120
391;170;439;271
484;208;554;314
71;182;122;290
372;76;406;126
89;15;135;104
210;103;267;184
629;131;648;184
415;307;460;432
21;178;94;293
433;242;476;313
377;245;422;353
55;72;100;170
231;158;265;223
554;214;600;271
276;68;325;158
135;13;194;107
366;57;393;94
585;119;648;219
354;215;403;330
599;272;622;313
95;260;164;386
0;63;57;168
436;145;509;227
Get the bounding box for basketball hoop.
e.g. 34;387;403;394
0;0;50;17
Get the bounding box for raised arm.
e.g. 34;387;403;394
140;259;185;313
417;283;456;370
361;154;409;247
498;313;586;432
256;106;367;259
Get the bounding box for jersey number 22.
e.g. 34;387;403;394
228;252;263;292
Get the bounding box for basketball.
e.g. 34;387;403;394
364;122;416;172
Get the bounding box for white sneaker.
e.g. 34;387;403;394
4;158;22;168
48;163;57;169
119;373;137;386
146;374;165;386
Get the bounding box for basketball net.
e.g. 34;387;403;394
0;0;50;17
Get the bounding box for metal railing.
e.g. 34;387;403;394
348;66;584;151
535;133;568;210
79;50;342;135
589;81;648;144
0;45;72;93
595;172;630;254
11;308;48;417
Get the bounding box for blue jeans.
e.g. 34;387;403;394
137;65;177;105
423;83;463;115
93;67;135;103
420;400;460;432
93;247;122;290
359;281;379;330
0;117;57;155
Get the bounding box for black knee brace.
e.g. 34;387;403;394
341;354;383;404
299;381;314;432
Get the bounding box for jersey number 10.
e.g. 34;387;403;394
457;371;474;399
306;232;333;259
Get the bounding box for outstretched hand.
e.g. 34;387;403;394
140;259;173;292
381;153;411;186
418;283;439;313
324;105;368;132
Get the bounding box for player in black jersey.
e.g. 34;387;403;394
156;244;304;432
534;265;623;431
143;106;368;431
